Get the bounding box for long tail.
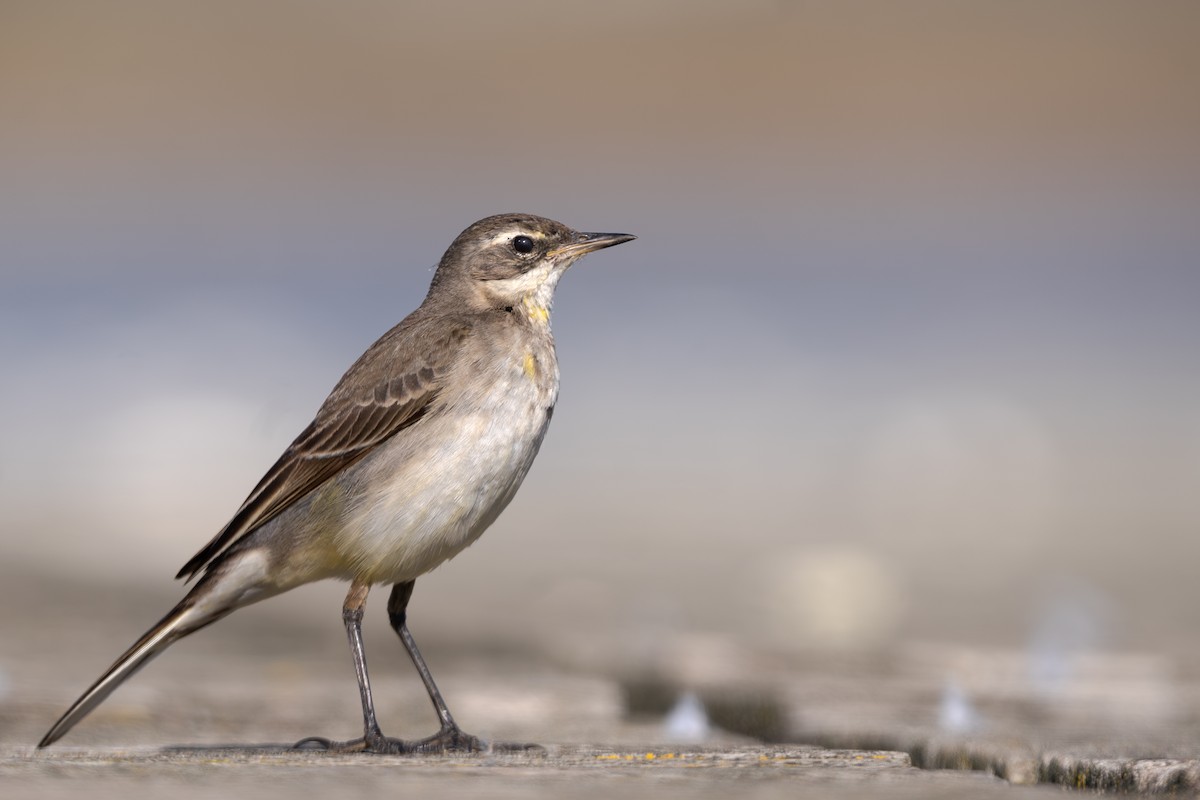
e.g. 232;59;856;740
37;598;231;748
38;551;275;748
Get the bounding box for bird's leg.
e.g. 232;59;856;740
294;581;407;753
386;581;488;753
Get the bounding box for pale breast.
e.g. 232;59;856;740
337;332;559;584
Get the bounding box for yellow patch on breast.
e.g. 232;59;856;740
522;352;538;380
522;297;550;325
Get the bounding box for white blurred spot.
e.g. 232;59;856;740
663;691;710;743
938;677;981;733
1027;579;1110;697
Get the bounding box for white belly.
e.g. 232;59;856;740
335;350;557;584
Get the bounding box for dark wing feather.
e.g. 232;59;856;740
176;316;471;580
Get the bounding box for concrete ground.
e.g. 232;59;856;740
5;745;1065;800
3;565;1197;798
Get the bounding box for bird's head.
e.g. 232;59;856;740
428;213;635;319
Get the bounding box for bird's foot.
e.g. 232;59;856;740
292;724;541;755
407;723;488;754
292;731;408;754
413;723;544;754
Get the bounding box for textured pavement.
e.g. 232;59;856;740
4;565;1197;798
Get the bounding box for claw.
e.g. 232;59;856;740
408;724;486;753
292;733;409;754
410;725;544;754
292;736;335;750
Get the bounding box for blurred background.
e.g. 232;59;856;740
2;0;1199;754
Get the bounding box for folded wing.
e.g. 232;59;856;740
176;317;471;580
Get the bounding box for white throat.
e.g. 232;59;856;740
493;262;565;326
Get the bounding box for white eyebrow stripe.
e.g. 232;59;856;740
481;230;547;248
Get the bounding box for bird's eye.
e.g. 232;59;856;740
512;235;535;254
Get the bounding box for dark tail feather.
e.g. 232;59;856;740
37;598;231;748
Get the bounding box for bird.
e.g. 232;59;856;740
37;213;636;752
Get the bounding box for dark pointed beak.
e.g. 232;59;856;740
552;231;637;258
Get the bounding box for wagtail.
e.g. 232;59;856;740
38;213;635;752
